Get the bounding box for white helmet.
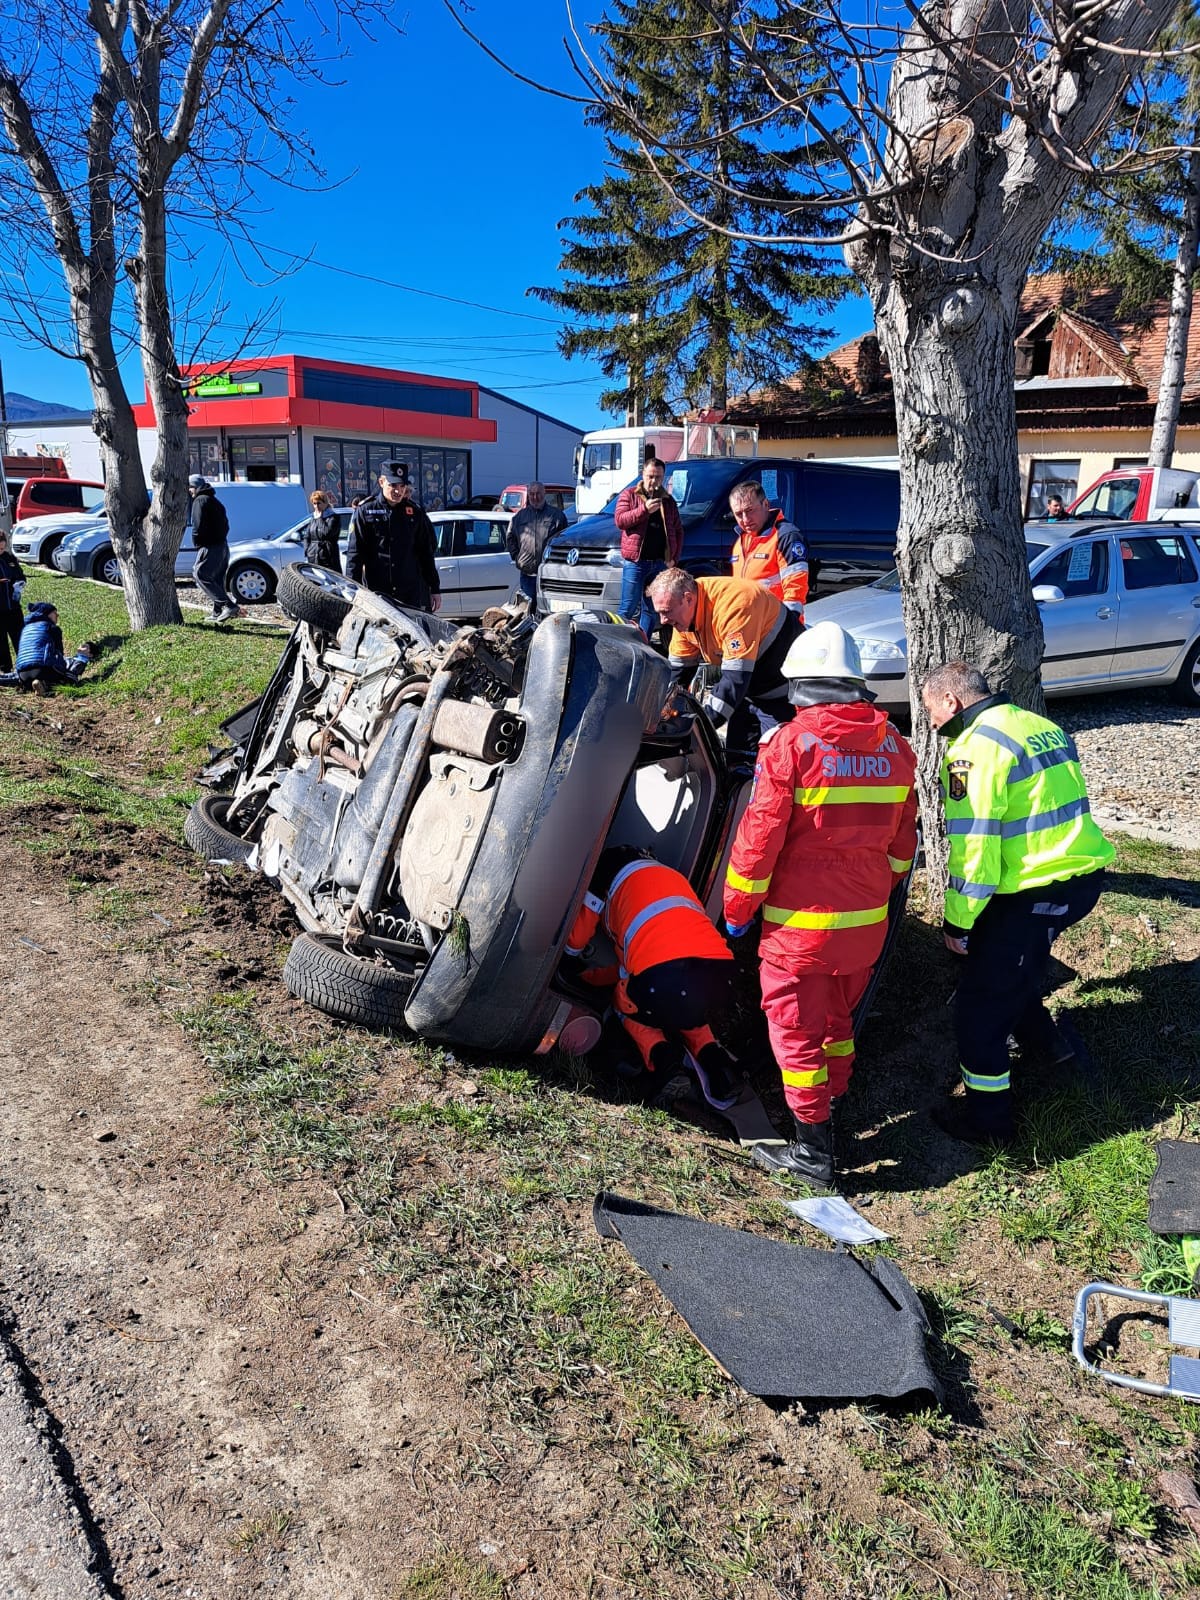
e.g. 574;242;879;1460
781;620;866;683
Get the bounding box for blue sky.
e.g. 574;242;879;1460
1;0;869;428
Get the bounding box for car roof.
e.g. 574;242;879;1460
431;509;511;520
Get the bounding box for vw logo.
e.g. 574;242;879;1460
566;547;580;566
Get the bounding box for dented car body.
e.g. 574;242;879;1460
186;563;748;1053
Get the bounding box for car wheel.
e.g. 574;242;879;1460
183;794;256;865
92;546;122;586
39;534;65;569
1173;636;1200;707
283;932;415;1031
229;561;276;605
277;562;358;632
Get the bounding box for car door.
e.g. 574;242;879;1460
457;517;518;614
432;519;462;614
1031;536;1118;688
1111;531;1200;683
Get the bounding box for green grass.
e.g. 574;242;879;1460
918;1462;1159;1599
19;569;285;769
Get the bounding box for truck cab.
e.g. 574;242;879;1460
1067;466;1200;522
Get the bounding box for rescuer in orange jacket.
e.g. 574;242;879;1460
564;846;742;1110
648;568;802;759
728;480;810;615
723;622;918;1189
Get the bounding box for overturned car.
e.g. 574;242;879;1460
185;563;757;1056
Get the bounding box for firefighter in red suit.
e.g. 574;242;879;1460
723;622;918;1188
563;847;742;1110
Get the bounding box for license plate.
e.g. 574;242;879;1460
547;595;584;612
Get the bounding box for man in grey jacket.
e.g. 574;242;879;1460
505;482;567;603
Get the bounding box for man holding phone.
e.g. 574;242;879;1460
615;457;684;636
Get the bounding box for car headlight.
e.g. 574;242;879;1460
606;549;624;567
856;638;907;662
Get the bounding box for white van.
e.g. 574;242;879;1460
573;421;759;515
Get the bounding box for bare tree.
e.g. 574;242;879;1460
451;0;1185;877
0;0;387;629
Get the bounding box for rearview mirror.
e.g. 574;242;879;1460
1032;584;1065;603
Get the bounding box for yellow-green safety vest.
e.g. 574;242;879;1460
940;700;1114;931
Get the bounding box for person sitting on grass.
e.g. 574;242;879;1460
0;602;97;696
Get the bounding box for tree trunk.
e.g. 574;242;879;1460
1148;142;1200;469
866;266;1046;889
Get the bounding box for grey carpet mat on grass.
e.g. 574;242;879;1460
594;1191;942;1404
1149;1140;1200;1235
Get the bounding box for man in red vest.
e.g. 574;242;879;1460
724;622;917;1188
565;847;741;1109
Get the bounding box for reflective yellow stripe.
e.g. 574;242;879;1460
888;855;913;873
823;1039;855;1057
794;785;911;806
781;1065;828;1088
726;865;771;895
763;903;888;930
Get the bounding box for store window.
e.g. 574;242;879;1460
229;435;292;482
188;436;222;480
1026;460;1080;518
314;437;471;509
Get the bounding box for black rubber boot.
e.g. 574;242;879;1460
752;1119;834;1190
931;1093;1014;1148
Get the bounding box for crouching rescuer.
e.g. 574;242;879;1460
563;847;743;1111
724;623;917;1189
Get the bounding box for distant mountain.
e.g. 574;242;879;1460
4;391;90;422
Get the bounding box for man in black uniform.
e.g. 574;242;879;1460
346;462;442;612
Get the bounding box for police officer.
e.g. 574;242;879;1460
346;462;441;612
922;660;1114;1144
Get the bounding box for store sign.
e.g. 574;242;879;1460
186;376;263;398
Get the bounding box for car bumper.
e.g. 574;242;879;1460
55;545;95;576
539;559;623;614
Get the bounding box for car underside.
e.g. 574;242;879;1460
186;563;748;1055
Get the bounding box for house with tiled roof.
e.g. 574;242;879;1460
727;275;1200;515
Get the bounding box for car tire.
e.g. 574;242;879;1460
228;561;277;606
93;546;123;585
277;563;357;633
1173;636;1200;707
283;932;415;1031
183;794;255;865
39;534;66;569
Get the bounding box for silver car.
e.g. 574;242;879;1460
11;505;107;568
805;522;1200;710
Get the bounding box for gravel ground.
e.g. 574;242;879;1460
1056;690;1200;850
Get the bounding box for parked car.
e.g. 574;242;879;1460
55;504;519;619
184;570;912;1054
11;505;107;568
539;457;901;614
11;476;105;523
804;522;1200;710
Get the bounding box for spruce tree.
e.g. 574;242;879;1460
532;0;853;420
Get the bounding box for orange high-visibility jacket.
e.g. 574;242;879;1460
667;577;796;726
730;511;810;612
566;859;733;978
724;700;918;974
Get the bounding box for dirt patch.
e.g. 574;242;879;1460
3;741;1199;1597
